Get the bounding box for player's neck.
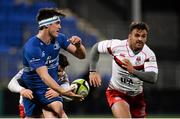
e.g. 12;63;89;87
128;40;141;54
37;30;51;45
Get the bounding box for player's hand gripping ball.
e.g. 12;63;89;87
70;79;90;98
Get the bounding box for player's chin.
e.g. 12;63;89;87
136;44;144;49
54;34;58;38
53;32;59;38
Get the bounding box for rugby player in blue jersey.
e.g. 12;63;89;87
8;53;71;118
21;8;86;118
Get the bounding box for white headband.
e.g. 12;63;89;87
38;16;60;27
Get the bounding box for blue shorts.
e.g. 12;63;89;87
23;88;63;117
23;98;42;117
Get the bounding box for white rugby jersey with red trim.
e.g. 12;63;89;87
98;39;158;96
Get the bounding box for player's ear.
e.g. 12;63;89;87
128;34;131;39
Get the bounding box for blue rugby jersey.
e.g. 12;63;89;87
22;33;70;90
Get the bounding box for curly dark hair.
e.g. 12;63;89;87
59;53;69;69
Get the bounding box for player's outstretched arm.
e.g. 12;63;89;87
66;36;86;59
89;43;102;87
7;69;34;99
36;66;84;101
36;66;69;94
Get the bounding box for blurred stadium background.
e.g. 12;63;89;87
0;0;180;118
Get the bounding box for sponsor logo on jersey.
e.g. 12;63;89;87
46;56;52;64
120;76;133;85
54;41;60;50
45;55;58;69
42;51;45;57
29;58;41;63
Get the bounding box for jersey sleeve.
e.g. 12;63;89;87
98;40;113;53
98;39;121;55
24;46;45;70
8;69;25;93
144;51;158;74
58;33;70;50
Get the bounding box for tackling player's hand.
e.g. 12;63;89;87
20;89;33;100
89;71;102;87
45;88;59;100
122;59;134;73
68;36;82;48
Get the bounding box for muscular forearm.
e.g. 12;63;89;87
132;70;158;83
42;75;64;93
36;66;66;95
74;44;86;59
89;43;99;71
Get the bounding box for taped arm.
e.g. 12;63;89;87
8;70;24;93
89;43;100;72
132;70;158;84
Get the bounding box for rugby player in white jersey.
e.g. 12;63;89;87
89;22;158;118
8;54;71;118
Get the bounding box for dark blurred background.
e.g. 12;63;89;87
0;0;180;118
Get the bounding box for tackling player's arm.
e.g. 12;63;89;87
8;69;24;93
7;69;33;99
66;36;86;59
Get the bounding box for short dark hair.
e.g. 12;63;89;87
36;8;65;30
36;8;65;21
129;22;149;33
59;53;69;69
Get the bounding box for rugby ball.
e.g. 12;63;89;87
70;78;90;98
